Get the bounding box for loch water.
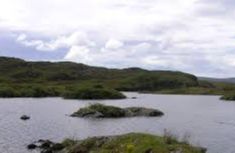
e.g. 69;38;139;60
0;92;234;153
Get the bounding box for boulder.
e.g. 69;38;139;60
20;115;30;120
27;143;37;150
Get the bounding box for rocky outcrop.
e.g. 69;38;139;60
26;139;65;153
71;104;164;118
27;133;206;153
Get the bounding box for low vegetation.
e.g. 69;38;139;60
0;84;125;99
71;103;164;118
63;88;126;100
1;57;235;99
220;93;235;101
0;85;60;97
0;56;203;96
28;133;206;153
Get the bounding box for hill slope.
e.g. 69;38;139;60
199;77;235;84
0;56;199;91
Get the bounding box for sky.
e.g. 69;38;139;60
0;0;235;77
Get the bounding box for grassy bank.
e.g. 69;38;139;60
0;84;125;99
63;88;126;100
32;133;206;153
0;82;234;100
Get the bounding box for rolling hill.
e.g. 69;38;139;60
0;56;199;91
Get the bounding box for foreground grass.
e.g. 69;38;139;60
36;133;206;153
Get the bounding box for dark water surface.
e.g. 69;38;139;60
0;92;234;153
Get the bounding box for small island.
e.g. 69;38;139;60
71;103;164;118
220;93;235;101
28;133;206;153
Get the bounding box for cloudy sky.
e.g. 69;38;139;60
0;0;235;77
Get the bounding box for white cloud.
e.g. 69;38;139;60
16;31;95;51
1;0;235;77
64;45;91;63
105;39;123;50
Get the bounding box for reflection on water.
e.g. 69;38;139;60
0;92;234;153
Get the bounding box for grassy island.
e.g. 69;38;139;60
221;93;235;101
28;133;206;153
63;88;126;100
71;103;164;118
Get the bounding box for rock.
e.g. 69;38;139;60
92;111;104;118
131;97;137;99
79;111;104;118
148;110;164;116
27;143;37;149
51;143;64;150
20;115;30;120
145;148;153;153
125;107;164;117
39;140;54;149
199;147;207;153
71;104;164;118
31;139;65;153
41;149;53;153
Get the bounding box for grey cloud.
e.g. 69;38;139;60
196;0;235;16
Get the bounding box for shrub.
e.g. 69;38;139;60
221;93;235;101
18;86;60;97
163;129;178;145
88;103;126;117
0;87;18;97
63;88;126;99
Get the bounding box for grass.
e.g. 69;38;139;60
63;87;126;99
0;83;126;99
0;85;61;97
72;103;126;118
58;133;206;153
220;93;235;101
1;56;235;99
71;103;164;118
154;87;223;95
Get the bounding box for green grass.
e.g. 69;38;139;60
220;93;235;101
1;56;235;99
0;84;61;97
60;133;206;153
72;103;164;118
63;88;126;99
154;87;223;95
72;103;126;117
0;56;200;91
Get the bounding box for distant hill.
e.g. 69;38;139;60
198;77;235;84
0;56;199;91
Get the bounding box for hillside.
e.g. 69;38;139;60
0;56;199;91
199;77;235;84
